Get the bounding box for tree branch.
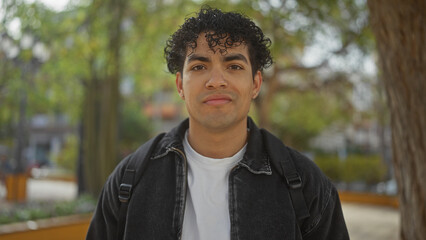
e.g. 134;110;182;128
276;59;328;74
273;71;352;93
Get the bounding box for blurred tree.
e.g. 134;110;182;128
270;88;351;149
1;0;378;197
78;0;128;197
55;135;78;172
368;0;426;239
0;1;55;172
119;101;152;157
246;0;372;133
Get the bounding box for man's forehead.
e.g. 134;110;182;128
185;33;248;57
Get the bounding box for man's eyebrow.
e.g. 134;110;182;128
223;54;248;64
186;54;210;63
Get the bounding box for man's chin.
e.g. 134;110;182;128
195;115;245;131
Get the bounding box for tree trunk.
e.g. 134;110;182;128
82;72;102;197
368;1;426;239
81;0;127;197
14;71;28;173
97;0;126;194
256;65;279;130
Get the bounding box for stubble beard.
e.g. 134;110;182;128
191;105;248;133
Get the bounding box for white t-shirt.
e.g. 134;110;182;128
181;131;247;240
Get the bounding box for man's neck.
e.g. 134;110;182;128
187;118;248;159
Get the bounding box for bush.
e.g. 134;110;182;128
314;154;343;182
55;135;78;172
314;154;387;185
119;103;153;156
0;194;96;225
342;154;387;184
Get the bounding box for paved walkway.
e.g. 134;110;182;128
342;203;399;240
1;179;400;239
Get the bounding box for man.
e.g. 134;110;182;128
87;7;349;240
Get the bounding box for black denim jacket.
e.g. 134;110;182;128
86;118;349;240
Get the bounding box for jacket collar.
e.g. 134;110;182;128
240;117;272;175
152;117;272;175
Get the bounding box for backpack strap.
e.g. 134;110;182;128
116;133;166;240
261;129;310;226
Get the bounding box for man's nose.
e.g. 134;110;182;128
205;68;227;89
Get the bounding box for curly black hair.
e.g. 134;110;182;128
164;7;273;76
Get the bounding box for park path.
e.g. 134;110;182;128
343;203;399;240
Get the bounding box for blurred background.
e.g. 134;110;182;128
0;0;404;239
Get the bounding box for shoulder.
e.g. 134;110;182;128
260;128;330;188
284;146;345;237
260;128;343;236
99;133;166;214
107;132;167;186
270;142;335;214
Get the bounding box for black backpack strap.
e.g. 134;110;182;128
261;129;310;226
116;133;166;240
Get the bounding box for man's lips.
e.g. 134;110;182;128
203;94;232;106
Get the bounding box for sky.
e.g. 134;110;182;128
27;0;70;11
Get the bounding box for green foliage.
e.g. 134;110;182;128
119;102;153;155
0;194;96;225
315;154;388;184
314;154;343;181
55;134;78;172
342;154;387;184
271;91;349;149
0;0;378;196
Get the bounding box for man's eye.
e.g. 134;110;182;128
229;65;243;70
191;65;206;71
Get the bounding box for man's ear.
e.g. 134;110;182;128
252;70;263;99
176;72;185;100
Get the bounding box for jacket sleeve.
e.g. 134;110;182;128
302;186;349;240
86;154;131;240
289;148;349;240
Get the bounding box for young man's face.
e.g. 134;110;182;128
176;34;262;131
